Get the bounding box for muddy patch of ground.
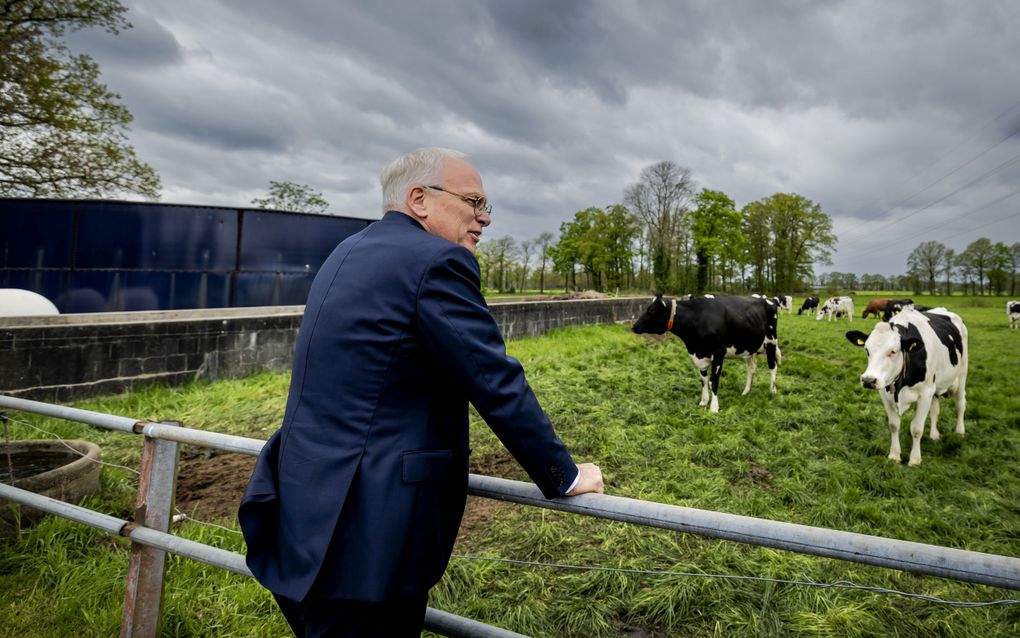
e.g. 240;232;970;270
173;447;522;543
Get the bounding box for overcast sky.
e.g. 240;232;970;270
67;0;1020;277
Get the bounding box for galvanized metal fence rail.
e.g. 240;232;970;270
3;394;1020;636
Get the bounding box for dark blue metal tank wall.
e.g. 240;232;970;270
0;199;374;313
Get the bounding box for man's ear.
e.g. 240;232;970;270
407;185;429;218
845;331;868;347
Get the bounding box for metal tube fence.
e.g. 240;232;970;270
4;394;1020;592
0;482;525;638
4;394;1020;632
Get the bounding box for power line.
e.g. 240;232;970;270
849;96;1020;219
838;187;1020;266
839;148;1020;246
844;96;1020;238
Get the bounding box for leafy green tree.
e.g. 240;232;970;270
942;248;956;295
741;200;772;293
860;273;888;291
690;189;742;294
517;238;534;291
988;241;1012;295
958;238;995;295
906;240;947;295
598;204;642;290
0;0;160;198
741;194;835;294
1010;242;1020;296
550;209;595;291
550;206;640;292
767;193;835;294
484;235;517;292
251;180;329;214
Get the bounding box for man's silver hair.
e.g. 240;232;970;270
380;147;467;212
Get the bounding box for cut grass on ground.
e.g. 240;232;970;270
2;294;1019;636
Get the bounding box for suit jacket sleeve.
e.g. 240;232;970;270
417;244;579;498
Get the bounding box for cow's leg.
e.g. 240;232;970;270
699;368;710;407
955;374;967;435
741;355;756;396
928;396;941;441
765;342;779;394
907;390;935;466
879;391;901;463
708;350;725;413
692;356;711;407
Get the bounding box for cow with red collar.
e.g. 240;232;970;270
632;294;780;412
845;307;968;466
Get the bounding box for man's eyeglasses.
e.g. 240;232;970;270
425;185;492;218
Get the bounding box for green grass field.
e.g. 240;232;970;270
2;294;1019;636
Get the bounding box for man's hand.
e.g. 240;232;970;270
566;462;604;495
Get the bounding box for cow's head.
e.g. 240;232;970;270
815;302;829;321
632;294;671;334
846;324;923;389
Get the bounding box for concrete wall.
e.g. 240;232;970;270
0;297;648;402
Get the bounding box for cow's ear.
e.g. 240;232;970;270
902;337;922;353
845;331;868;347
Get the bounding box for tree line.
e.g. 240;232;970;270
904;238;1020;295
476;160;837;296
791;238;1020;296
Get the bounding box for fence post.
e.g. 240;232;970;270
120;420;180;638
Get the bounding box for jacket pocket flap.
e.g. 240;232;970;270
402;449;455;483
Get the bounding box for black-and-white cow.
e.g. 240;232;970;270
1007;300;1020;329
632;294;780;412
772;295;793;313
816;296;854;322
798;296;819;315
880;298;933;322
845;307;968;466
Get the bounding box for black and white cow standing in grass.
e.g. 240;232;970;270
772;295;793;313
817;296;854;322
845;307;968;466
880;299;933;322
798;296;819;315
632;294;780;412
1007;300;1020;329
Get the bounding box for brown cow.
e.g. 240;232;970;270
862;298;891;319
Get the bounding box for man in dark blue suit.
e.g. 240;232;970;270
239;147;604;636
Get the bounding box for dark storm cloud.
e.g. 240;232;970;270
65;7;181;67
60;0;1020;276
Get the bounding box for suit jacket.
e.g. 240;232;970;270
238;211;579;603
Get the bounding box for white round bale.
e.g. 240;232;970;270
0;289;60;317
